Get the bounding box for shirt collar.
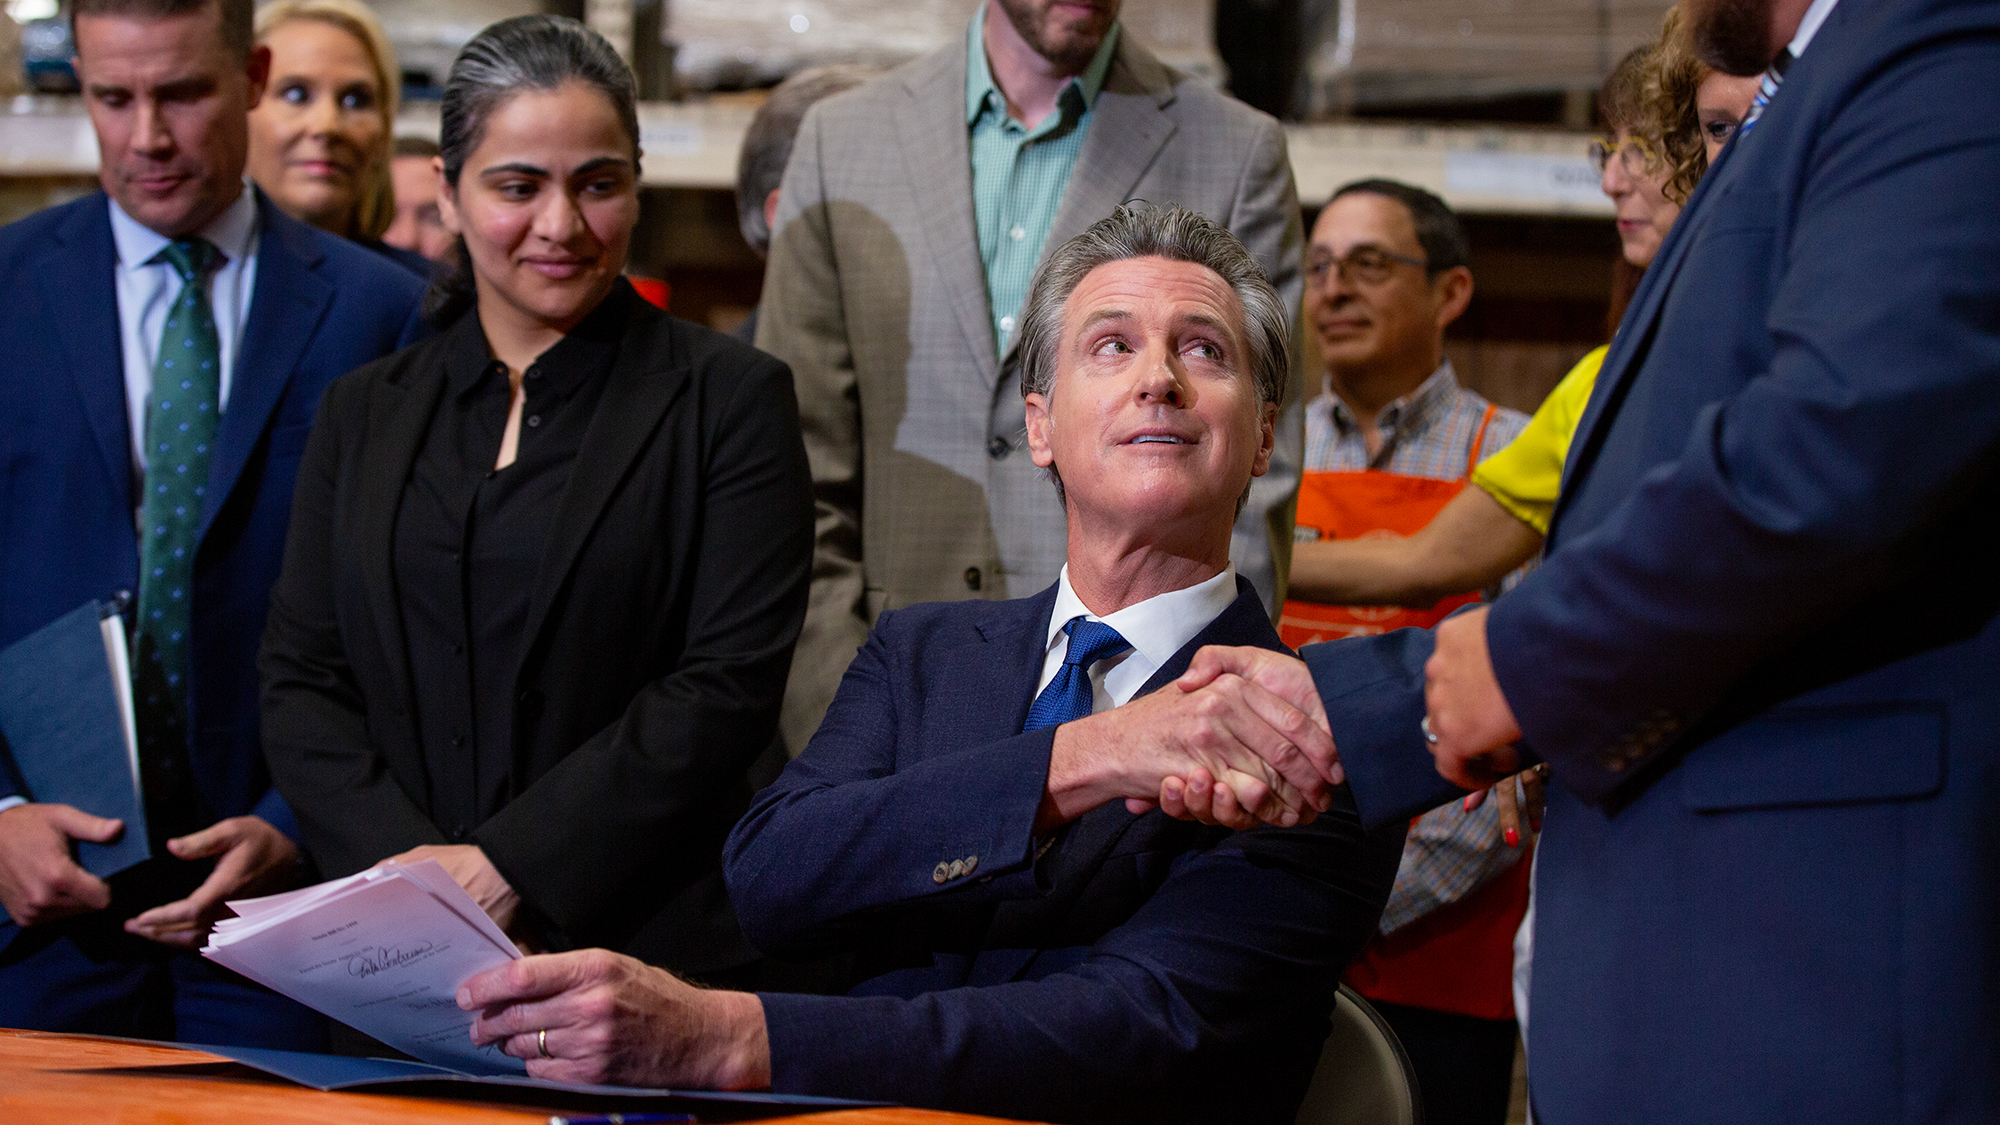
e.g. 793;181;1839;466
1786;0;1840;60
1047;563;1239;671
1327;359;1461;439
444;276;636;399
965;1;1120;127
108;178;259;270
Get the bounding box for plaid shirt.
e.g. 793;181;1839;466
1304;360;1528;480
1379;800;1529;935
1303;361;1534;933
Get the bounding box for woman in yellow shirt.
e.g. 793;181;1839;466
1288;34;1760;608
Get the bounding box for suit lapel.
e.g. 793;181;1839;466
1043;39;1178;256
43;195;134;511
353;353;446;724
205;193;332;538
1002;39;1177;374
516;311;689;670
926;583;1059;743
1546;152;1740;542
958;585;1058;987
893;49;1001;389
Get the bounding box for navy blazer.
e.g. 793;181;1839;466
0;192;426;943
1302;0;2000;1120
725;580;1404;1124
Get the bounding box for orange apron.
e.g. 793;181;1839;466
1344;841;1532;1020
1281;401;1527;1021
1279;405;1499;649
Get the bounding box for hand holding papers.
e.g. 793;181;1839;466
202;860;525;1074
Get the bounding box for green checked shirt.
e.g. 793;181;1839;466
966;6;1119;358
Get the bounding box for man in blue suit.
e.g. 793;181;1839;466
1187;0;2000;1118
0;0;425;1046
450;205;1400;1124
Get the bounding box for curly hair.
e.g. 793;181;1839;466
1643;8;1713;205
1599;44;1654;138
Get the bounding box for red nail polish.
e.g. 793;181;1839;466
1504;827;1521;848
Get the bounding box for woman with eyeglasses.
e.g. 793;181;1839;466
259;15;811;991
1286;28;1759;631
245;0;428;276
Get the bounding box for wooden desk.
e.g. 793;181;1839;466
0;1029;1026;1125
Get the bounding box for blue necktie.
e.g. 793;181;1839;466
1023;618;1132;731
1736;48;1792;138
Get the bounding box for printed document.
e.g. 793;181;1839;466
203;860;524;1073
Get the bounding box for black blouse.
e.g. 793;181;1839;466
392;282;633;840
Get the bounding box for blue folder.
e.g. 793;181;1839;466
171;1041;888;1110
0;600;150;880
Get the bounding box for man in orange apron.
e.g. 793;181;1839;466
1285;180;1532;1125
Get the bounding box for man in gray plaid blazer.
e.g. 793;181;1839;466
756;0;1305;752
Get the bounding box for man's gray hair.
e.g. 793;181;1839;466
1016;203;1290;410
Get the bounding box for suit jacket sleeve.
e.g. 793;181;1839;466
260;368;449;873
1227;115;1306;615
724;614;1057;956
245;289;431;847
1300;628;1468;830
755;103;873;759
1485;38;2000;804
472;349;813;943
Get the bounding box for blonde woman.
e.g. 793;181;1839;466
247;0;427;274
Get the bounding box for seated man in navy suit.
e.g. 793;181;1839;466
454;204;1404;1124
0;0;425;1047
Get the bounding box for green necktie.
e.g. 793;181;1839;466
134;237;222;753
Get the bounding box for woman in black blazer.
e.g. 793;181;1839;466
259;15;811;979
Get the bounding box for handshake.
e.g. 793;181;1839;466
1039;607;1527;832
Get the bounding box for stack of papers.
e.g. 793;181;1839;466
203;860;524;1073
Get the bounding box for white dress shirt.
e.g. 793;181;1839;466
1035;564;1240;715
1788;0;1841;58
108;182;261;471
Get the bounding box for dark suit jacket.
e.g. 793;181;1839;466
1302;0;2000;1119
0;190;427;947
259;292;813;974
726;581;1404;1124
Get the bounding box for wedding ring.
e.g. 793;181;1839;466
538;1028;551;1059
1420;715;1440;745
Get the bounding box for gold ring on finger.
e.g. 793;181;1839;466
538;1028;551;1059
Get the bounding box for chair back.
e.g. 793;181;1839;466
1291;984;1423;1125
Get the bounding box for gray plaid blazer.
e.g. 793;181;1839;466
756;33;1305;753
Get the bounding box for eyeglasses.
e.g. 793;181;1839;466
1589;134;1663;176
1305;245;1429;288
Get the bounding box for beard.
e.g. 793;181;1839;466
1683;0;1779;75
993;0;1118;73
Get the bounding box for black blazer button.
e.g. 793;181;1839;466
987;435;1011;459
517;690;545;719
964;567;982;591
